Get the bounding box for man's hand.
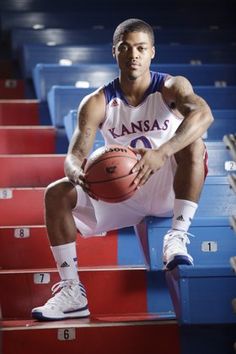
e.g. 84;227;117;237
130;147;168;187
66;158;99;200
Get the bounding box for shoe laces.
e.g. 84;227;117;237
46;280;83;308
164;229;194;252
51;280;78;295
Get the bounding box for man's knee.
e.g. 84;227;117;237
45;178;77;209
175;138;206;165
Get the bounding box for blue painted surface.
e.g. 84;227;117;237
148;216;236;270
21;44;113;78
195;86;236;109
55;128;69;154
21;43;236;79
146;270;175;317
34;63;236;100
117;226;145;267
33;63;118;101
47;86;94;127
167;265;236;324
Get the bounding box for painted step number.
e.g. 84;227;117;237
225;161;236;171
14;228;30;238
201;241;218;252
0;189;13;199
33;273;50;284
58;328;76;341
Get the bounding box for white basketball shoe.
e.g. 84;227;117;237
32;280;90;321
163;230;194;270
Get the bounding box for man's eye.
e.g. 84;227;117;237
119;45;128;51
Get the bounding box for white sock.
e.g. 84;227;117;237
172;199;198;232
51;241;79;281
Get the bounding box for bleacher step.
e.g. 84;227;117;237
166;265;236;324
0;154;65;187
0;268;149;319
0;187;44;225
2;317;180;354
0;126;56;154
0;226;119;269
0;99;40;125
0;79;25;99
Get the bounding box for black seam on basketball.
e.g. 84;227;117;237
87;171;137;184
85;155;137;174
93;188;136;201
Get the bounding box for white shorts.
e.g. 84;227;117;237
72;156;177;237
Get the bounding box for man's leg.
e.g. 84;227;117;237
163;138;207;270
32;178;90;321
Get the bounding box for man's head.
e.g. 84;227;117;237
112;19;155;81
113;18;155;47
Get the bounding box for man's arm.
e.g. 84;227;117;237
160;75;214;157
64;88;106;186
132;75;214;185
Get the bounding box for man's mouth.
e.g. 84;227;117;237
127;62;140;69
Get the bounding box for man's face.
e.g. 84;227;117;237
113;31;155;80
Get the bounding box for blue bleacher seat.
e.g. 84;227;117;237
156;44;236;64
154;28;236;45
47;86;94;126
206;141;232;176
11;27;236;58
20;43;236;78
207;109;236;140
135;174;236;268
11;27;113;57
151;64;236;86
33;63;119;101
166;265;236;324
195;86;236;109
33;63;236;101
48;85;236;128
20;44;114;78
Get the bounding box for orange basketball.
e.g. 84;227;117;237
84;145;138;202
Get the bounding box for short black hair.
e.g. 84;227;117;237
113;18;155;46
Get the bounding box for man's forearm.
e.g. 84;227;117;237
160;109;213;157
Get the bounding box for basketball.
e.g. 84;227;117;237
84;145;138;202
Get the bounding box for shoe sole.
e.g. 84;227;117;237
164;255;193;271
32;308;90;321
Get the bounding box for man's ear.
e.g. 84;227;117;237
112;46;116;58
151;46;155;60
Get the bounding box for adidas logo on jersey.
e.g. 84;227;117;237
60;261;70;268
176;215;185;222
111;99;119;107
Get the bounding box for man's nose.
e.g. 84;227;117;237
128;47;139;58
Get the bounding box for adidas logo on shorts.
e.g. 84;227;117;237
60;261;70;268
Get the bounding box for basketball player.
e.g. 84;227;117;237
32;19;213;320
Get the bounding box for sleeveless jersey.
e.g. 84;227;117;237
101;71;182;149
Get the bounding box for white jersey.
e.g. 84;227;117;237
101;71;182;149
73;71;182;236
